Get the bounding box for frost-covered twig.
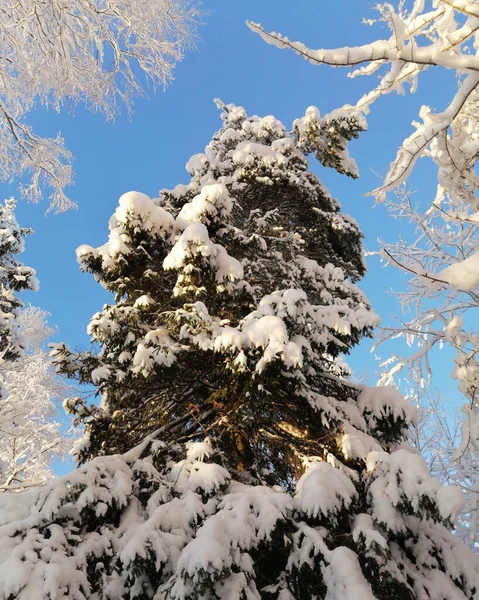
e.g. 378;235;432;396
248;4;479;210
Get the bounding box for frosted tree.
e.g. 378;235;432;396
0;306;74;491
249;1;479;503
0;102;476;600
0;199;38;401
372;186;479;452
0;200;74;489
371;186;478;384
0;0;200;212
408;384;479;550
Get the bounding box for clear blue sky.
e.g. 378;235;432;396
4;1;461;418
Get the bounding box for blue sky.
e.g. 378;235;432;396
4;1;462;424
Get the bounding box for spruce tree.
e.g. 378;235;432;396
0;199;38;400
1;103;478;600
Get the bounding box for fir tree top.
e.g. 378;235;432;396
54;100;378;474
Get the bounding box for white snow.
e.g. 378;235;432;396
367;449;465;529
438;250;479;290
295;462;356;520
213;314;304;373
115;191;175;235
163;223;243;288
322;547;376;600
352;513;388;550
91;366;111;383
358;385;418;428
77;191;175;270
178;183;233;225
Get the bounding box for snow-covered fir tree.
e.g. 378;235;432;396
56;100;369;466
0;199;38;401
0;306;74;491
1;103;478;600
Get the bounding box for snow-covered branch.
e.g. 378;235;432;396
248;3;479;210
0;0;200;211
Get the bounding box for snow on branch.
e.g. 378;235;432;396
248;3;479;210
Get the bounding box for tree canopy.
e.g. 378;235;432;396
0;0;200;211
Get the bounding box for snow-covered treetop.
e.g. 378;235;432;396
0;0;200;211
54;101;379;470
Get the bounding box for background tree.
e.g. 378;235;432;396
0;306;74;492
248;0;479;514
0;102;473;600
407;383;479;550
0;0;200;212
0;199;38;401
372;186;479;396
